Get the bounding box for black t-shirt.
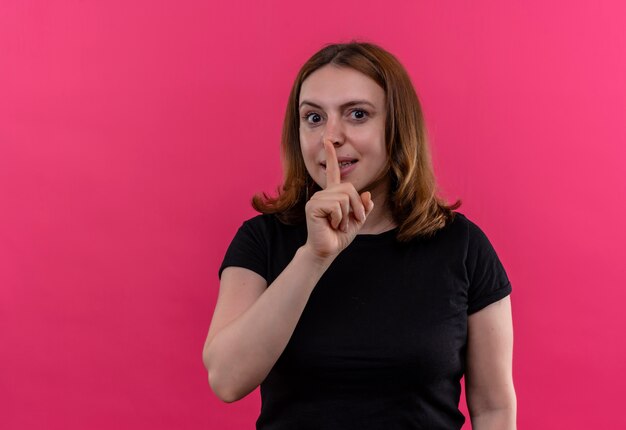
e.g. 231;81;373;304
218;211;512;429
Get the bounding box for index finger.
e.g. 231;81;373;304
324;138;341;188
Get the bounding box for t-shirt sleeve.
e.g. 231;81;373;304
218;217;269;282
465;220;512;315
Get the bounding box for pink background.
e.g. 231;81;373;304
1;1;625;428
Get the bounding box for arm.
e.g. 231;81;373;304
203;138;373;403
202;245;333;403
466;295;517;430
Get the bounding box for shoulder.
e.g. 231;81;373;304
447;211;480;232
421;211;501;261
425;211;476;245
236;212;307;246
238;213;274;233
239;213;304;235
452;212;504;252
219;213;300;281
444;211;494;244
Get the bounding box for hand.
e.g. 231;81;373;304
303;139;375;261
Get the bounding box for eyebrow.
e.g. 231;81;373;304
299;99;376;110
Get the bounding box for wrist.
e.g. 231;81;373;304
296;244;335;272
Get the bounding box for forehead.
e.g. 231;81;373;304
299;65;385;106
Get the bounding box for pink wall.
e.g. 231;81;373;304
1;1;625;428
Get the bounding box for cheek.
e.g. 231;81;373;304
299;129;318;152
353;120;384;142
299;142;318;171
299;131;312;155
300;129;320;150
355;134;385;158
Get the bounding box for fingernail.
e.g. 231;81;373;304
359;207;366;221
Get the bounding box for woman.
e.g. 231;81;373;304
203;41;516;429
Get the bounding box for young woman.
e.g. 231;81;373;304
203;41;516;429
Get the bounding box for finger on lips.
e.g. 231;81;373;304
323;138;368;226
324;139;341;187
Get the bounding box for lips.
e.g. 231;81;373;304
320;158;358;168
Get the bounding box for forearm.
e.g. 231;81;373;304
204;245;333;402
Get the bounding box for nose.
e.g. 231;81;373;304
322;115;345;146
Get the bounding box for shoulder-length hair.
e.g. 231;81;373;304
252;41;461;241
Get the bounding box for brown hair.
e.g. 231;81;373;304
252;40;461;241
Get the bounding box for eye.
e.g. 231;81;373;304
303;112;322;124
350;109;369;121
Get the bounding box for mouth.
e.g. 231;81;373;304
320;160;358;169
